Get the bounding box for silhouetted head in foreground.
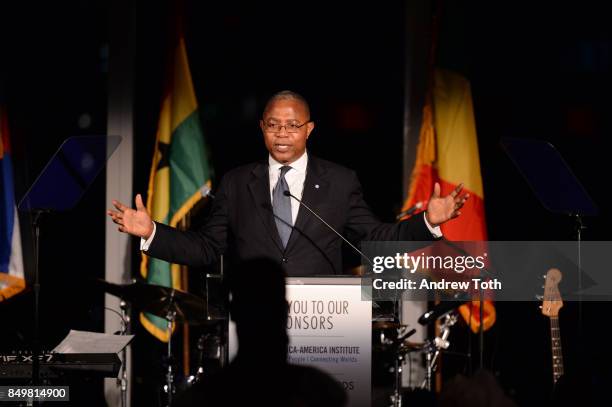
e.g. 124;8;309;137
228;257;289;364
173;258;346;407
438;369;517;407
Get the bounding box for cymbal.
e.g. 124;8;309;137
401;341;426;352
372;321;405;330
96;279;215;325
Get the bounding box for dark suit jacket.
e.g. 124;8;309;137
148;156;435;276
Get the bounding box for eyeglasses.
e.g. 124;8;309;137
263;121;310;133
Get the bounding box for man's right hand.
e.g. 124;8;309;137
107;194;154;239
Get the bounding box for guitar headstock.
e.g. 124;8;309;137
542;268;563;318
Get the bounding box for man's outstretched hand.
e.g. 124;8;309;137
107;194;154;239
425;182;469;227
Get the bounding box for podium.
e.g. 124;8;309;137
228;277;372;407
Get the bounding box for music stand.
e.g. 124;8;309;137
500;137;597;342
17;135;122;385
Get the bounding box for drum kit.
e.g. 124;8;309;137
372;300;461;407
97;275;226;407
98;277;462;407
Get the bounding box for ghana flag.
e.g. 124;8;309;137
140;34;213;341
402;68;495;332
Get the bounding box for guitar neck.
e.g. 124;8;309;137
550;316;564;383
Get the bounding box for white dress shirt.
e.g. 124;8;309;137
269;151;308;226
141;150;441;250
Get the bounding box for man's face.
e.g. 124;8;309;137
260;98;315;164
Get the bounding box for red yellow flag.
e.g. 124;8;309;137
402;68;495;332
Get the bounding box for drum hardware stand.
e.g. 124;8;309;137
195;335;206;379
390;349;404;407
118;300;130;407
164;292;177;407
185;334;207;386
388;326;417;407
421;312;457;391
204;253;227;369
104;303;131;407
97;278;210;406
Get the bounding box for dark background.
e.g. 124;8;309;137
1;0;611;405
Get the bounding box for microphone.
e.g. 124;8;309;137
418;298;462;325
200;184;215;199
283;190;373;266
395;201;423;220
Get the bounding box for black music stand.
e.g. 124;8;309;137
500;138;597;217
501;137;597;342
18;135;122;385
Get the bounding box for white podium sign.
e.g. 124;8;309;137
228;277;371;407
286;277;371;407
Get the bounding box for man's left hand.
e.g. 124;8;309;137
425;182;469;227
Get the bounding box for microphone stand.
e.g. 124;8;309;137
31;209;49;389
283;190;373;266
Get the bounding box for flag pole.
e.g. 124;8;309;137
179;216;191;378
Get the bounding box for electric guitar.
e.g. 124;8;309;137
541;268;564;384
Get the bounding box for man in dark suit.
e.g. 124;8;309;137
108;90;468;276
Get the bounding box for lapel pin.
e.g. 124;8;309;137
315;184;320;189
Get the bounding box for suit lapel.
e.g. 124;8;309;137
248;161;284;253
285;156;329;252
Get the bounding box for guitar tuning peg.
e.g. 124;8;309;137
535;295;543;301
543;275;547;279
538;305;542;309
